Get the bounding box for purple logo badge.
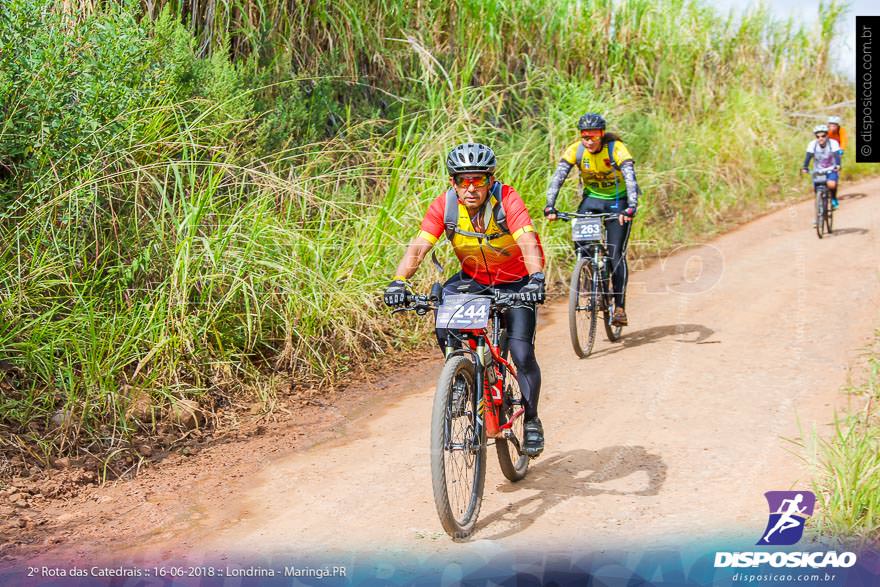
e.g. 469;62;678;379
758;491;816;546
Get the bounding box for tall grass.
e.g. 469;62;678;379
0;0;861;470
54;0;849;107
812;357;880;545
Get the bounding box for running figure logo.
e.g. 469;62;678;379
758;491;816;546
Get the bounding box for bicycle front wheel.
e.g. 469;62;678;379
825;191;834;234
815;190;825;239
569;255;599;358
431;355;486;540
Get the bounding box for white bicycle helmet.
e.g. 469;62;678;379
813;124;829;135
827;115;842;125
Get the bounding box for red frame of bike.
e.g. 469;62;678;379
460;328;525;438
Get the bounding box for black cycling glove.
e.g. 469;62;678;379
520;273;546;304
383;279;409;307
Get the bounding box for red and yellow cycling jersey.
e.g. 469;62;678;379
561;140;634;199
418;184;544;285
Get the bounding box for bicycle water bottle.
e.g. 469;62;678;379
486;364;498;385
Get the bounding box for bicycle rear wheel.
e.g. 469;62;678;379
494;357;528;482
603;297;623;342
431;355;486;539
569;255;598;358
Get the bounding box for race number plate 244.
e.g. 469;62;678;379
435;295;491;329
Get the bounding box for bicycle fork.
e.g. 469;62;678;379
441;339;489;454
587;247;609;314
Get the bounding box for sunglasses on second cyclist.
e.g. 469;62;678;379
581;130;604;140
454;175;490;188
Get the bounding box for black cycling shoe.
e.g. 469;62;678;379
523;417;544;457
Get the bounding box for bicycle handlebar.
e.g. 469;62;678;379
555;211;619;221
394;289;536;314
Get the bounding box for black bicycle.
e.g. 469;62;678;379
557;211;623;358
812;170;834;239
395;285;532;539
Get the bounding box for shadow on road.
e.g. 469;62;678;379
476;445;667;540
839;192;867;201
587;324;716;359
829;227;869;237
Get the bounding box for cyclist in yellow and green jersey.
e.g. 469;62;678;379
544;113;641;327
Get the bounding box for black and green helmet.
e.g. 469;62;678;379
577;113;606;131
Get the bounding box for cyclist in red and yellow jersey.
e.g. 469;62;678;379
384;143;547;456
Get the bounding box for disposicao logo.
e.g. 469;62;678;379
713;490;858;570
758;491;815;546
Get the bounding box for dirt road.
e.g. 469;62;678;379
4;179;880;568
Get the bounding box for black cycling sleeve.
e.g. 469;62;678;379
802;152;813;169
545;160;574;209
834;151;841;167
619;160;640;209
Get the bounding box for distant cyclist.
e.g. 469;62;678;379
544;113;641;327
827;116;847;155
384;143;548;456
801;124;841;210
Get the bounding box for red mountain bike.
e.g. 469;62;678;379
396;286;531;539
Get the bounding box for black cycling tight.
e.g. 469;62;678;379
508;337;541;420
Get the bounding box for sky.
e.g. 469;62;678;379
705;0;878;79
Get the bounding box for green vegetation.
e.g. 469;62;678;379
0;0;863;470
812;354;880;545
